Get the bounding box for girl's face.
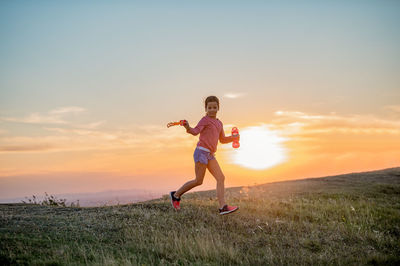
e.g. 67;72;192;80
206;101;219;117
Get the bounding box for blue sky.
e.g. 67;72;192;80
1;1;399;126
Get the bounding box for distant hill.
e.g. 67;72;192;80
172;166;400;202
0;188;164;207
1;167;399;265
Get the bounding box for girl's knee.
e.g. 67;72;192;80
217;175;225;182
195;179;203;186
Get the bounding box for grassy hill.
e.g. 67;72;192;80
1;167;399;265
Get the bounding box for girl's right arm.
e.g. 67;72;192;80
185;117;206;136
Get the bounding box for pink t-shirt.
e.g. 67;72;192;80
188;115;225;153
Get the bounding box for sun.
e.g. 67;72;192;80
230;125;287;170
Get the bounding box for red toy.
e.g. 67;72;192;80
167;120;187;128
232;127;240;148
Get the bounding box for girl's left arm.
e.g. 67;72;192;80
219;129;233;144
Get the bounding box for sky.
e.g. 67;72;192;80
1;0;399;200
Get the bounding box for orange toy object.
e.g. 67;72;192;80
232;127;240;148
167;120;187;128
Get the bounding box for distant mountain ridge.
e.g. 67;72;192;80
1;167;399;207
0;188;164;207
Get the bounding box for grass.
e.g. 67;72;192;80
1;167;399;265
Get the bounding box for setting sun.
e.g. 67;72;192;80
230;126;288;170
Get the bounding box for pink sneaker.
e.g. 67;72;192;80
219;204;239;215
170;191;181;211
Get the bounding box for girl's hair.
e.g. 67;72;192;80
205;95;220;109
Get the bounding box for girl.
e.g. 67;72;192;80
170;96;240;215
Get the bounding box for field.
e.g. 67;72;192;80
1;167;399;265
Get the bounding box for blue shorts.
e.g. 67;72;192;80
193;147;216;165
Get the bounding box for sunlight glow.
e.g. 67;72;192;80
231;125;288;170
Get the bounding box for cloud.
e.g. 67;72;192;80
269;110;400;162
1;106;86;125
265;109;400;177
223;92;246;99
0;106;115;153
0;106;194;154
2;112;67;124
49;106;86;115
273;110;400;132
274;111;326;120
0;136;69;153
79;121;106;129
384;105;400;114
0;122;195;154
3;108;398;155
0;144;54;152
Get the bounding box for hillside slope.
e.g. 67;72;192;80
1;167;399;265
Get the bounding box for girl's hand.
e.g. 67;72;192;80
183;120;190;130
231;134;240;142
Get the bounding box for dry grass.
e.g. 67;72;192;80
1;167;399;265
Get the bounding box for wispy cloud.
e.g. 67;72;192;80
2;112;67;124
223;92;247;99
0;136;69;152
1;106;86;125
266;109;400;178
274;111;326;120
273;110;400;132
0;106;111;153
49;106;86;115
269;109;400;165
384;105;400;113
76;121;106;130
0;143;55;152
0;122;195;154
0;105;198;154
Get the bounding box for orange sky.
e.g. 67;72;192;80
1;108;399;199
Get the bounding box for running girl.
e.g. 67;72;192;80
170;95;240;215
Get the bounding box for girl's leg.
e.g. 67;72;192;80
207;159;226;209
175;162;207;198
